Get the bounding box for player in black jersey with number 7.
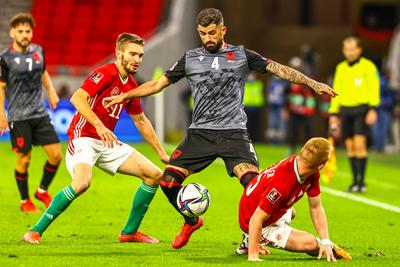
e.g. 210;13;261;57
103;8;338;249
0;13;62;212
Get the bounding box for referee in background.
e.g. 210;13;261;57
329;36;380;193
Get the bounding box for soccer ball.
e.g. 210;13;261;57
177;183;210;217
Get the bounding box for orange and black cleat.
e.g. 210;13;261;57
332;243;352;260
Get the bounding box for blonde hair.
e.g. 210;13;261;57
299;137;332;168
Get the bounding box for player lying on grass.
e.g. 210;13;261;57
238;137;351;262
22;33;169;244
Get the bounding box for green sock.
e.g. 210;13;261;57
122;182;158;234
31;185;78;235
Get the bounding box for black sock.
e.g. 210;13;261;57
358;157;367;186
160;168;198;226
349;157;357;185
240;171;259;188
15;170;29;200
40;161;60;190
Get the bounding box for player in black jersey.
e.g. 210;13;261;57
103;8;338;249
0;13;62;212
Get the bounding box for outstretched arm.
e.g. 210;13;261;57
265;60;337;97
130;112;169;164
103;75;171;110
308;195;336;262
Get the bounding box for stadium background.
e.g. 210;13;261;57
0;1;400;266
1;0;398;144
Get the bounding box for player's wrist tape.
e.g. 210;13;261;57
317;237;333;248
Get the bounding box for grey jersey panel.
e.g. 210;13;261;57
0;44;47;121
185;45;251;130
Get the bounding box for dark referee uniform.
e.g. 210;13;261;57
0;44;59;153
165;44;268;176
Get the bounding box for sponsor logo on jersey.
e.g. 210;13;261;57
266;188;281;204
199;55;204;62
90;72;104;84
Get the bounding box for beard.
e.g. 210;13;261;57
204;39;223;53
121;55;137;74
16;38;31;49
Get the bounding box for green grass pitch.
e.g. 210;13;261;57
0;141;399;266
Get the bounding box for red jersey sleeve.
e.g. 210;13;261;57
258;182;286;216
306;173;321;197
81;69;112;97
125;98;143;115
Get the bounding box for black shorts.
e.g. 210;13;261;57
9;116;60;153
340;105;369;139
169;129;259;176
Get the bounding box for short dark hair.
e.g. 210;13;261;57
10;13;35;29
116;33;144;51
196;8;224;27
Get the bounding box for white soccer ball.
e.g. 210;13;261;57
176;183;210;217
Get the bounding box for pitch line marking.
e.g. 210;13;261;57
164;143;400;213
320;186;400;214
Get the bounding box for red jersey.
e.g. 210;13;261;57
67;63;142;141
239;156;320;233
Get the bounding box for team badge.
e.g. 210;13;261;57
226;51;235;62
32;52;41;64
90;72;104;84
171;149;183;159
266;188;281;204
16;137;25;148
111;86;119;96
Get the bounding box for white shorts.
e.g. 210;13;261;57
66;137;134;178
260;208;293;249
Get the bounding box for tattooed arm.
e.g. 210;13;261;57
265;60;338;97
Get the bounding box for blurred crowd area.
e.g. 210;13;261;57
1;0;400;153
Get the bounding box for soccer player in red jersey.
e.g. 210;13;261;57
238;137;351;262
23;33;169;244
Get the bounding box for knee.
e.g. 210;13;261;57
17;154;31;170
72;177;91;194
304;238;319;252
49;151;63;165
143;169;163;186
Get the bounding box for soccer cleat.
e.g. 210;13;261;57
358;184;367;193
35;190;53;207
119;231;159;244
172;216;203;249
20;199;40;213
236;234;270;255
22;231;41;244
347;184;359;193
332;243;352;260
